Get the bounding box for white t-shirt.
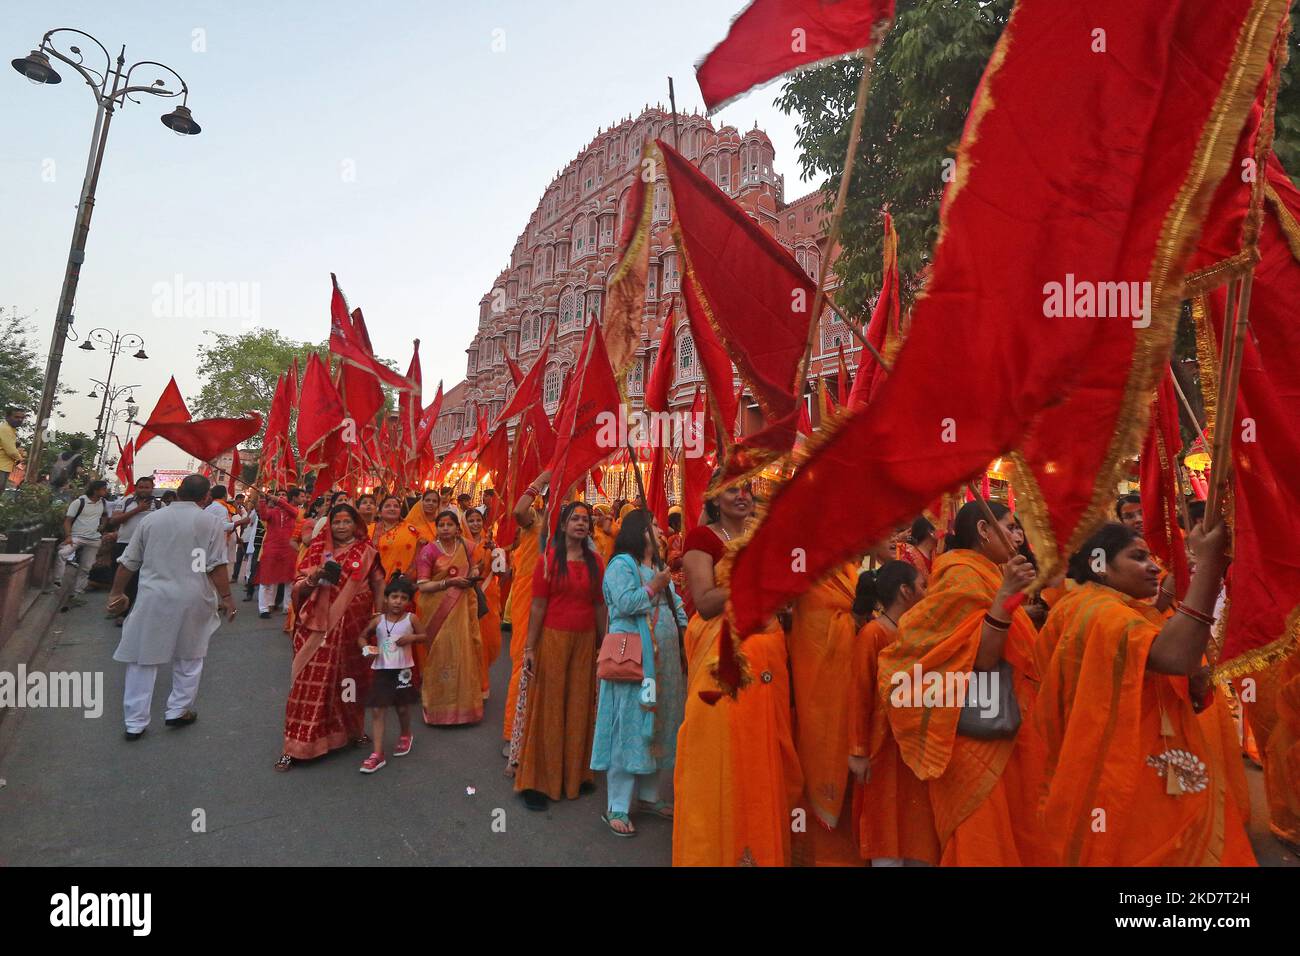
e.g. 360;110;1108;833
109;495;158;544
67;495;105;541
372;612;416;670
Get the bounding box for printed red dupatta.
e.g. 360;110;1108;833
291;536;378;681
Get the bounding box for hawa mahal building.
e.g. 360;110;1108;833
431;106;852;455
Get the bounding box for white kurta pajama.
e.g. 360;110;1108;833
113;501;229;731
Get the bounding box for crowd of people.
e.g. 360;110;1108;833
80;456;1268;867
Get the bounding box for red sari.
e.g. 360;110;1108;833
282;535;382;760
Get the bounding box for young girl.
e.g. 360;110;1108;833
357;575;428;773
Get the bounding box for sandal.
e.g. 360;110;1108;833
274;754;293;772
602;812;636;837
636;799;674;819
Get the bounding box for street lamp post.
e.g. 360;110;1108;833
87;381;140;473
12;28;200;477
103;402;140;477
79;327;146;455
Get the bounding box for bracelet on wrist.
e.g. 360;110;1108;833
983;612;1011;631
1173;600;1216;626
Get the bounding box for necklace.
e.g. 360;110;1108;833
880;611;899;629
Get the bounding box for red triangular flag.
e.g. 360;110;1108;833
135;377;190;450
147;414;263;465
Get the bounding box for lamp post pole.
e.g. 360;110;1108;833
82;327;146;463
12;29;200;476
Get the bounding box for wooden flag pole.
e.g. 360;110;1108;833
668;77;681;150
1204;272;1253;530
1168;365;1207;437
798;46;878;388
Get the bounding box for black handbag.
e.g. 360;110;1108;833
473;583;489;619
956;660;1021;740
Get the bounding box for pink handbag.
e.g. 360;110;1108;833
596;631;643;683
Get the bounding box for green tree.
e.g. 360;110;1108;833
1272;17;1300;173
776;0;1012;316
191;328;323;445
0;308;44;415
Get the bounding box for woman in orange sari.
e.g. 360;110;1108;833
788;557;862;866
848;560;940;866
673;481;802;867
371;495;420;580
413;510;484;726
504;473;547;748
877;500;1047;866
465;506;501;699
275;503;384;771
405;489;441;550
1034;519;1255;865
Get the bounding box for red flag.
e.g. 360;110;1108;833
147;414;263;465
727;0;1282;635
696;0;895;113
413;381;445;471
260;372;294;480
115;437;134;494
681;387;714;533
545;320;621;526
297;353;345;469
500;339;553;423
645;303;677;413
848;212;899;410
399;339;423;452
476;423;511;493
796;394;812;437
1211;152;1300;673
604;145;655;381
1141;374;1191;595
505;354;525;386
646;445;670;533
327;274;417;392
135;377;190;450
661;137;810;479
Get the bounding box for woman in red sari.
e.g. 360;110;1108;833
275;504;384;771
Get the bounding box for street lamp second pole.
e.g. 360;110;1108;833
12;28;200;476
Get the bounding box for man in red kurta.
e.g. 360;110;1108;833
255;487;304;619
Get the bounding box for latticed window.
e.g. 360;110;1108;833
560;292;575;330
586;291;602;323
544;366;561;406
820;314;845;354
628;358;644;395
678;334;696;380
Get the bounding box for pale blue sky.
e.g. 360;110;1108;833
1;0;824;474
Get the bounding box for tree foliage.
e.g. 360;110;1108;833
1273;18;1300;173
776;0;1009;315
191;328;323;443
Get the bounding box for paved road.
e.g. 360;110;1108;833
2;598;1295;867
0;598;671;866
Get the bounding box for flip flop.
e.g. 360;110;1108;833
602;812;636;837
636;800;674;819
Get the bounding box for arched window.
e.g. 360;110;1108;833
559;291;575;330
573;216;588;258
544;366;561;407
653;183;668;221
678;333;696;380
628;357;644;396
585;290;602;324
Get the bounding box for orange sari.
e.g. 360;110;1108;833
788;562;863;866
404;501;440;550
850;618;941;864
1035;583;1257;865
672;551;803;867
503;523;542;741
878;549;1049;866
1236;651;1300;850
413;538;484;726
370;519;420;580
469;533;502;696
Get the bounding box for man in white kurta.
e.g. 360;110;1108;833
108;474;237;738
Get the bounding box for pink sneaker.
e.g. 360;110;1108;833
393;735;413;757
359;752;386;774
